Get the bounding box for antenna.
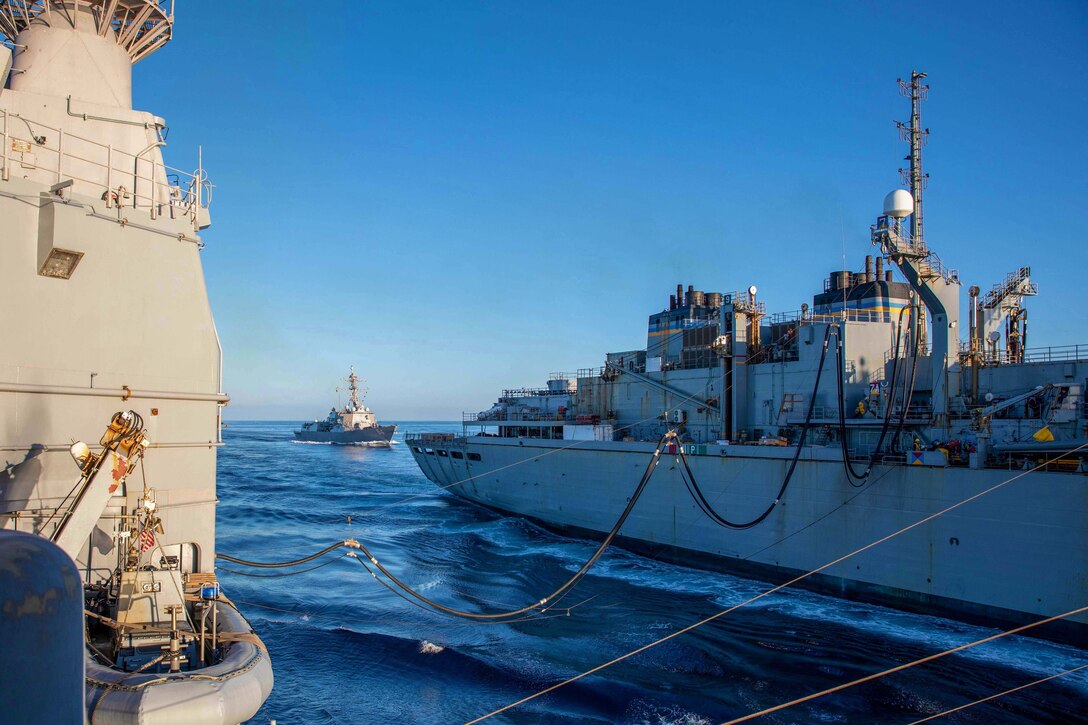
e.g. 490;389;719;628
896;71;930;250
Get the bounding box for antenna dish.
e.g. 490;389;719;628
748;285;758;297
883;189;914;219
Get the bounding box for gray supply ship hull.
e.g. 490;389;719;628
410;437;1088;645
295;424;396;445
409;74;1088;648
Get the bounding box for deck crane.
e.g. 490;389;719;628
979;267;1038;364
48;411;148;562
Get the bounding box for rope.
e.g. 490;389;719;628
466;440;1088;723
719;605;1088;724
908;662;1088;723
88;651;169;725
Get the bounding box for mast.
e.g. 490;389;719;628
347;366;363;411
897;72;930;350
872;71;960;430
898;71;929;250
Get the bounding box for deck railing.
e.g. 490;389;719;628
1;108;209;226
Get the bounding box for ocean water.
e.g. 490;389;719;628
216;421;1087;724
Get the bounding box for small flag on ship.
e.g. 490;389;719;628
139;527;156;552
1032;426;1055;442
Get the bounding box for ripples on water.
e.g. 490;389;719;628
216;422;1087;724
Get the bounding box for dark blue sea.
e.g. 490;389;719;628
216;421;1087;724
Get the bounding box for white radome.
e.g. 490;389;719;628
883;189;914;218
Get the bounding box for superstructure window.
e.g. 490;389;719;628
467;452;482;461
437;449;448;457
451;451;464;459
425;448;435;455
413;447;423;453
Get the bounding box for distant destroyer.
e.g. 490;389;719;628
296;367;396;445
410;72;1088;645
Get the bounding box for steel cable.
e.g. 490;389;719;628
467;440;1088;723
215;541;346;568
720;605;1088;724
215;553;349;578
907;661;1088;723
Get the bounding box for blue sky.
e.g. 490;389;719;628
134;1;1087;420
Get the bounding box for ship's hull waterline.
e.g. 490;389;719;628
294;424;396;445
411;438;1088;646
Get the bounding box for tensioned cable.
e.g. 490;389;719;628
215;553;349;578
215;541;346;568
719;605;1088;724
467;441;1088;723
908;661;1088;723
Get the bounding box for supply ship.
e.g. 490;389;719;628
0;2;271;721
410;73;1088;645
296;367;396;445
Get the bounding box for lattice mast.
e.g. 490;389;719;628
897;71;930;250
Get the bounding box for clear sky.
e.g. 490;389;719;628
134;1;1087;421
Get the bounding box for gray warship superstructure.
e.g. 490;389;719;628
410;73;1088;645
296;367;396;445
0;2;272;721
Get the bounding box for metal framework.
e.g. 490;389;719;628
0;0;173;62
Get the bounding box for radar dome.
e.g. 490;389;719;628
883;189;914;219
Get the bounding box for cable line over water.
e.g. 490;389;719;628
907;661;1088;723
719;605;1088;724
467;440;1088;723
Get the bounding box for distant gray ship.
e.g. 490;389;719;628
296;368;396;445
410;72;1088;646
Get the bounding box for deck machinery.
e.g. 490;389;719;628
0;2;272;721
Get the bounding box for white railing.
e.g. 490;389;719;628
0;108;209;226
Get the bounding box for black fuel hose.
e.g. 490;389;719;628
675;325;835;529
351;432;674;620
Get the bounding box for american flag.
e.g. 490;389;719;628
139;528;156;552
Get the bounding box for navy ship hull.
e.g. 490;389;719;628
409;436;1088;646
295;424;396;445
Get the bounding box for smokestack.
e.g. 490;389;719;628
687;284;694;306
677;283;683;308
875;257;884;281
864;255;873;283
669;294;676;310
885;270;893;283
